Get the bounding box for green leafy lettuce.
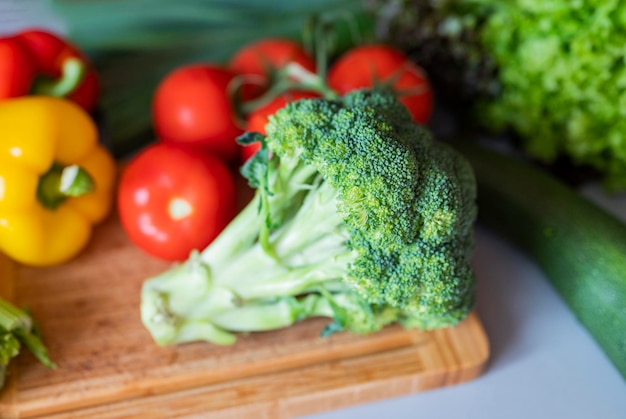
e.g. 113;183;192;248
374;0;626;190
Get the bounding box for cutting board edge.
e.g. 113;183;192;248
9;311;489;419
34;323;489;419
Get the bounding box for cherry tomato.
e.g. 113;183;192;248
242;90;320;163
118;143;237;261
229;38;316;99
152;65;243;162
328;45;433;124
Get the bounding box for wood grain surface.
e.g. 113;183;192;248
0;215;489;418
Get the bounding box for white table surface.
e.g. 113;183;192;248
307;184;626;419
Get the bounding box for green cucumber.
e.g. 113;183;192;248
457;142;626;380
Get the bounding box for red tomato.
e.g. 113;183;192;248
242;90;320;163
0;37;36;99
118;143;237;261
152;65;243;162
328;45;433;124
229;38;316;99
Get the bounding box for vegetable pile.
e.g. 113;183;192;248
117;37;436;264
141;88;477;345
2;0;624;391
374;0;626;190
109;25;474;344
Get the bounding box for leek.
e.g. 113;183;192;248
0;298;55;389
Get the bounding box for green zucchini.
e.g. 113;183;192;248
457;142;626;380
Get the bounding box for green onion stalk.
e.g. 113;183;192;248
0;298;55;389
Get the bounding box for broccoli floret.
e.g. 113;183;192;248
140;89;477;346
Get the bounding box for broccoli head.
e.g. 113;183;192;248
140;88;477;346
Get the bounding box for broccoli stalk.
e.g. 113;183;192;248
142;143;385;346
142;174;358;345
141;89;477;346
0;297;55;389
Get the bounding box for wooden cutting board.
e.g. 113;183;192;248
0;215;489;418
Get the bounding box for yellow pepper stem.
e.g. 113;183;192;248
31;57;86;98
37;163;94;210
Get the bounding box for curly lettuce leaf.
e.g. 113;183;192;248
477;0;626;190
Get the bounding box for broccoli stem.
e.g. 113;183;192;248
141;169;357;346
210;293;336;332
200;156;319;271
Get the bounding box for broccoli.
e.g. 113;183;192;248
140;89;477;346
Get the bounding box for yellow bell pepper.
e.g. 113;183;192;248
0;96;116;266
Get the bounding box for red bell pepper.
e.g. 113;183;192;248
0;29;99;111
0;37;36;98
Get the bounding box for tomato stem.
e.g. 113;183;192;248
285;62;339;99
235;16;347;120
31;57;86;98
239;63;338;116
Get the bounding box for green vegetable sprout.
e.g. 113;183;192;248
0;298;55;389
140;89;477;346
